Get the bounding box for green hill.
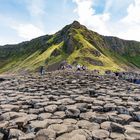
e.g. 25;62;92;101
0;21;140;73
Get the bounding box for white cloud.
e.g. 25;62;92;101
73;0;140;41
118;0;140;41
24;0;47;29
73;0;110;35
12;24;45;40
26;0;46;17
122;0;140;25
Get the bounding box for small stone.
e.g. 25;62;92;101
88;89;96;97
53;111;66;119
110;122;125;133
0;121;9;128
38;113;52;120
104;103;116;112
44;105;58;113
77;120;100;131
48;123;74;135
34;135;49;140
110;132;125;139
125;125;140;139
36;128;56;139
101;121;111;130
92;129;109;139
19;133;35;140
0;104;20;112
56;129;92;140
118;114;133;124
63;119;77;125
65;108;80;118
30;120;49;131
130;122;140;130
12;116;28;129
133;112;140;121
9;129;25;139
80;112;95;120
91;114;108;123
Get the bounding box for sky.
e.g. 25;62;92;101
0;0;140;45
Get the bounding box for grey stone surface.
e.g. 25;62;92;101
0;70;140;139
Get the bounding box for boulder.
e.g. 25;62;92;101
9;129;25;139
56;129;92;140
77;120;100;131
65;108;80;118
125;125;140;139
110;132;125;139
44;105;58;113
47;123;75;135
36;128;56;139
110;122;125;133
38;113;52;120
92;129;109;139
63;119;77;125
19;133;35;140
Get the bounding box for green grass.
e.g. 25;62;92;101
0;42;64;73
0;23;140;74
124;55;140;68
67;30;122;72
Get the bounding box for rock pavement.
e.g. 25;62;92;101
0;70;140;140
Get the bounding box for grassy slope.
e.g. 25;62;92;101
103;37;140;69
0;22;140;73
0;42;64;73
67;29;123;72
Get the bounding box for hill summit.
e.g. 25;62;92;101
0;21;140;73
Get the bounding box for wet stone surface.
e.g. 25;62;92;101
0;70;140;139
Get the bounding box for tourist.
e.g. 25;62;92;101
76;64;81;71
59;60;67;70
40;66;45;75
82;65;86;70
135;78;140;84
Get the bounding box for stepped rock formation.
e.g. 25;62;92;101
0;21;140;73
0;71;140;139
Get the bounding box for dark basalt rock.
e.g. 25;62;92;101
0;70;140;140
88;89;96;97
0;78;5;82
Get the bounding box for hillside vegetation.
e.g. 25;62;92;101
0;21;140;73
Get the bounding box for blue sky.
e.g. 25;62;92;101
0;0;140;45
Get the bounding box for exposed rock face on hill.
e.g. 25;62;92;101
0;21;140;73
0;71;140;139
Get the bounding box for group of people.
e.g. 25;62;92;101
39;62;87;75
75;64;87;71
117;72;140;84
39;63;140;85
59;61;87;71
105;70;140;84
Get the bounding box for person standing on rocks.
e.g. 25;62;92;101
40;66;45;75
82;65;86;71
76;64;81;71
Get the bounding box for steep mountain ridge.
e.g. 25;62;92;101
0;21;140;73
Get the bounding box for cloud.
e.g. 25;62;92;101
122;0;140;25
12;24;45;40
24;0;47;29
73;0;110;35
118;0;140;41
73;0;140;41
26;0;46;17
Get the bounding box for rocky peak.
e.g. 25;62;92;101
71;20;81;28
